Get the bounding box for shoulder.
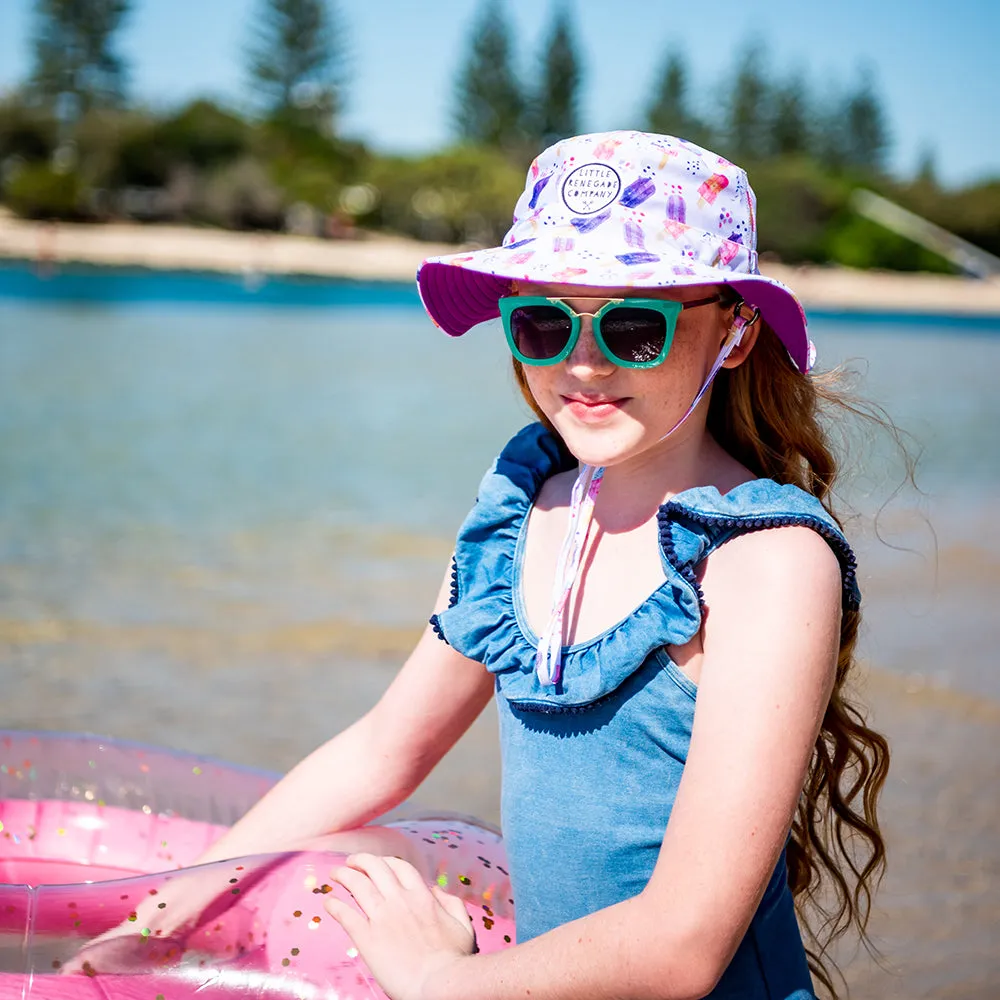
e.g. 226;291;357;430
701;522;843;614
660;477;861;612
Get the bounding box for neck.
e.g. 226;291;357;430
585;419;748;532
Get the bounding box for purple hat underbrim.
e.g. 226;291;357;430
416;263;512;339
417;262;810;374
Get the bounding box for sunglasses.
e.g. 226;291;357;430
498;293;723;369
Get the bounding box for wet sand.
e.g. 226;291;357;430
2;210;1000;316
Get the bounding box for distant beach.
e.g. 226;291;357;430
2;208;1000;316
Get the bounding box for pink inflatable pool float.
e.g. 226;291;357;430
0;731;515;998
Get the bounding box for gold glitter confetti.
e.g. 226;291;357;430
293;909;302;917
282;958;290;967
291;948;300;956
458;875;471;885
504;934;511;943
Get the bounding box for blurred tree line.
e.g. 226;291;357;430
1;0;997;273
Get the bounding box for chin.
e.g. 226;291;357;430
552;422;644;468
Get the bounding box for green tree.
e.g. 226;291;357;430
453;0;526;151
841;67;889;173
246;0;346;129
645;51;710;146
769;73;812;157
724;41;771;162
29;0;131;117
533;4;582;146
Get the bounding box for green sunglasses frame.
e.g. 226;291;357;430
498;293;722;369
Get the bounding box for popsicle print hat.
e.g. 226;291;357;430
417;130;816;373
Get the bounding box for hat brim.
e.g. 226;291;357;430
417;249;811;373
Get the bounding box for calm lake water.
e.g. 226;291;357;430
1;265;998;997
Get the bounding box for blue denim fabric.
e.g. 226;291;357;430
434;423;856;1000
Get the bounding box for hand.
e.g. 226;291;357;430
325;852;477;1000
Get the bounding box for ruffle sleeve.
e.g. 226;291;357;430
658;480;861;612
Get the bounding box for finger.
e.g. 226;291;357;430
343;853;406;899
431;886;475;930
380;855;427;892
323;895;368;941
331;864;384;915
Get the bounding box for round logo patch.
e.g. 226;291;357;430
561;163;621;215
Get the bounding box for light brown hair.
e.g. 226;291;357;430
511;300;890;999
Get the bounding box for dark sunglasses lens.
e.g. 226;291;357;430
509;306;573;360
599;307;668;364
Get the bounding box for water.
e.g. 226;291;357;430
1;271;999;997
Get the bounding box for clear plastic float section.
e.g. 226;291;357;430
0;730;515;998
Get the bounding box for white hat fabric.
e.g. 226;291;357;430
417;130;814;372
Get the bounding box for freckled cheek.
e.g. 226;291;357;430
522;368;563;416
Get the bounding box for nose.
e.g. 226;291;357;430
564;317;614;377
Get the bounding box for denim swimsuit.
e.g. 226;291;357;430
431;424;860;1000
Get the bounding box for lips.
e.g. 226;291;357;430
562;394;628;422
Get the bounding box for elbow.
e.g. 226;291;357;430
629;896;732;1000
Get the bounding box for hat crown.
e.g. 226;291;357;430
505;130;759;276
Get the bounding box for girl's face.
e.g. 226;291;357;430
516;282;747;469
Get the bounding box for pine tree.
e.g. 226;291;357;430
246;0;346;128
453;0;526;151
30;0;131;117
645;51;710;146
769;73;811;157
533;4;582;146
725;42;771;162
841;67;889;172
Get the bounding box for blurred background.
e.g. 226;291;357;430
0;2;998;998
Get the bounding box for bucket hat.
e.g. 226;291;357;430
417;130;814;372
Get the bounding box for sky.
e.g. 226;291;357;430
1;0;997;189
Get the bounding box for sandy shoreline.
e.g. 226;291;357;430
2;211;1000;316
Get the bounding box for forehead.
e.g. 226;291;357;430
515;281;720;302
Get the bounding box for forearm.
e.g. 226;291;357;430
197;712;416;864
429;896;715;1000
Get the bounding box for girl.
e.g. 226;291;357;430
81;131;890;999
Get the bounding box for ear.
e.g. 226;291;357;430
721;311;761;369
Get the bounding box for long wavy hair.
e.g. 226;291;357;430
511;297;891;999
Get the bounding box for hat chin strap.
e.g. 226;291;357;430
534;308;758;687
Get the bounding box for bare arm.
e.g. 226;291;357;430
330;526;843;1000
199;569;494;862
